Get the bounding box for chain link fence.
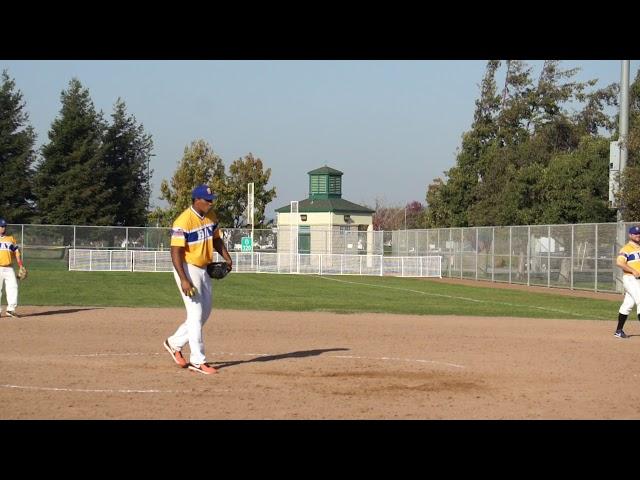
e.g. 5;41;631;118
7;221;637;293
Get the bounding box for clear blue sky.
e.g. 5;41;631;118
1;60;637;220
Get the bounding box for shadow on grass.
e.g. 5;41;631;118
21;307;104;317
212;347;350;370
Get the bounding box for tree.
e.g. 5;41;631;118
0;70;37;222
102;98;153;226
34;78;113;225
424;178;450;228
225;153;277;228
425;60;623;228
423;61;503;228
371;198;404;231
496;60;535;147
156;139;226;226
405;201;425;229
618;69;640;220
542;137;615;224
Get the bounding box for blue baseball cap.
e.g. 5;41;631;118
629;225;640;235
191;185;216;201
0;218;6;227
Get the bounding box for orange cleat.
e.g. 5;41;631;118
163;339;188;368
188;363;218;375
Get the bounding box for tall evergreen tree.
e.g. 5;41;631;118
0;70;37;222
103;98;153;226
34;78;112;225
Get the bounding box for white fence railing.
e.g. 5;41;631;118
68;249;442;278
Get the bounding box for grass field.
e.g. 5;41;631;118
15;258;620;320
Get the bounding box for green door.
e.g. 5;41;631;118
298;226;310;254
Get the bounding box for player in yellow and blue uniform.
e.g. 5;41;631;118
614;225;640;338
0;218;25;317
163;185;233;374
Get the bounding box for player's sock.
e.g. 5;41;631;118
617;313;628;331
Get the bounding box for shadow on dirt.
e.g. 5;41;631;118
212;348;350;370
19;308;104;318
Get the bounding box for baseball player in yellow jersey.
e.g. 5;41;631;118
0;218;25;318
163;185;233;374
614;225;640;338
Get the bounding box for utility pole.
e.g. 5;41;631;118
617;61;630;223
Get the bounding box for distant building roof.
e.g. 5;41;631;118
307;166;343;175
275;197;374;214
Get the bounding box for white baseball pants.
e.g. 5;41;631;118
0;266;18;312
168;262;213;366
619;275;640;315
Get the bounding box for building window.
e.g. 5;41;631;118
311;175;327;194
329;176;341;194
300;214;307;222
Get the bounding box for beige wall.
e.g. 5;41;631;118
277;212;372;227
277;211;373;254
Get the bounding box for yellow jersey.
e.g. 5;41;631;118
618;241;640;276
0;235;19;267
170;206;222;268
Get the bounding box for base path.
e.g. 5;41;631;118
0;306;638;419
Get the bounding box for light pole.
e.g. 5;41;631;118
617;61;630;223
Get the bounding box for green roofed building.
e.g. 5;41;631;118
275;166;375;254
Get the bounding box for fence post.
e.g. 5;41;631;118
570;225;575;290
448;229;452;278
547;225;551;288
595;224;599;292
508;226;512;284
491;227;495;282
460;229;463;279
89;250;92;271
527;226;531;287
475;228;478;281
359;255;362;275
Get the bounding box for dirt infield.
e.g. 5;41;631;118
1;306;639;419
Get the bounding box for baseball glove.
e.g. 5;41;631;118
206;262;229;280
17;266;27;281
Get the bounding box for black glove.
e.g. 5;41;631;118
206;262;229;280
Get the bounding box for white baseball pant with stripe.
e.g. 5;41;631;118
619;275;640;315
167;262;213;366
0;266;18;312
